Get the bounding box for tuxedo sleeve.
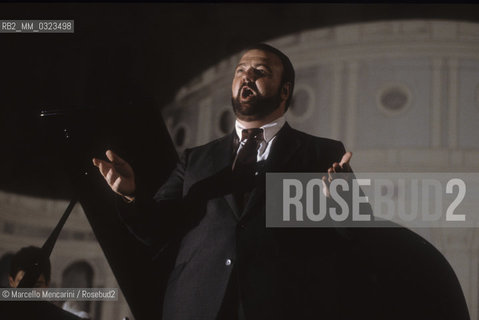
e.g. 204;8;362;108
116;149;192;249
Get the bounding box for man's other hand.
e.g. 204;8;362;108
92;150;136;201
321;152;353;197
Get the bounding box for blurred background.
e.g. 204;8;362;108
1;3;479;319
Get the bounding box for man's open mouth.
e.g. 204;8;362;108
241;86;256;99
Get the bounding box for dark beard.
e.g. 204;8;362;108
231;90;282;121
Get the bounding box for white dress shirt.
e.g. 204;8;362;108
234;115;286;162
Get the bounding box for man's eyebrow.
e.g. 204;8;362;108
235;62;272;72
235;63;246;69
254;64;272;72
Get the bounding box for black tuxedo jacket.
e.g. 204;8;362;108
120;123;469;320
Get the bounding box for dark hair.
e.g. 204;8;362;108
244;43;295;110
9;246;51;284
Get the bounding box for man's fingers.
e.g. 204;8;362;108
92;158;101;167
112;176;123;192
339;152;353;167
106;150;126;165
93;158;119;186
324;152;353;188
328;167;334;183
321;176;330;198
332;162;340;172
105;150;115;162
96;160;113;178
105;168;115;185
93;150;135;196
98;162;109;178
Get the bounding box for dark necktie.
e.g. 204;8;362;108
233;128;263;172
232;128;264;211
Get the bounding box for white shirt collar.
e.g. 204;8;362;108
235;115;286;143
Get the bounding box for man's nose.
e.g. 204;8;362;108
243;68;257;82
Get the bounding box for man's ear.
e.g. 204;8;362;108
280;82;291;101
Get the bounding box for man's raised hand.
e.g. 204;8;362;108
321;152;353;197
328;151;353;179
92;150;136;201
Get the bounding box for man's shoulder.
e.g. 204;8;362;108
180;134;232;161
286;125;345;151
188;134;231;152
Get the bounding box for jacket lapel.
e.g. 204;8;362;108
241;123;302;221
264;122;302;173
208;123;304;221
210;131;242;219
